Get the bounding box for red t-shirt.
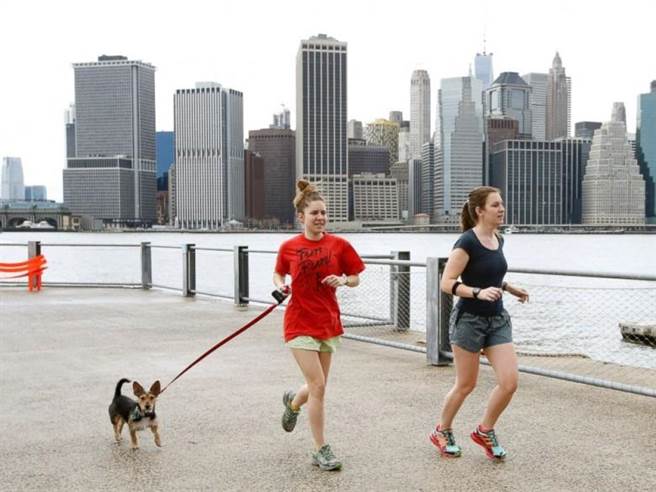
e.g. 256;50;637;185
275;233;365;342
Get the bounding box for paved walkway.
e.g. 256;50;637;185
1;287;654;491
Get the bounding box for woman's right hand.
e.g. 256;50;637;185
477;287;503;302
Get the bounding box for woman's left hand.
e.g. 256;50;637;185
322;274;346;288
512;287;529;303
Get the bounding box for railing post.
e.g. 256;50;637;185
435;257;452;365
182;243;196;297
28;240;41;258
140;242;152;290
27;241;42;291
234;245;249;308
390;250;410;331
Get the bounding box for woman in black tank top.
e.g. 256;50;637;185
428;186;529;461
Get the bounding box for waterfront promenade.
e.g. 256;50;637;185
1;287;655;491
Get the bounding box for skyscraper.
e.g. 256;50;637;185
474;50;494;89
490;139;590;224
397;120;411;162
271;106;291;129
410;70;431;159
248;128;296;225
575;121;602;140
389;111;403;123
174;82;244;229
63;55;156;225
347;120;363;140
421;142;435;216
485;72;532;138
546;52;571;140
365;118;399;167
296;34;348;221
156;131;174;187
582;103;645;225
522;73;548;140
24;186;47;201
637;81;656;221
435;76;484;219
1;157;24;200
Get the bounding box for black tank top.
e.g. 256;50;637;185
453;229;507;316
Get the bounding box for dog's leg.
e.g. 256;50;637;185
129;426;139;449
113;416;123;443
150;425;162;447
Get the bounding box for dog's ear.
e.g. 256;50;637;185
133;381;145;397
149;380;161;396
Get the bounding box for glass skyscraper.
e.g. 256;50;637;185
637;81;656;221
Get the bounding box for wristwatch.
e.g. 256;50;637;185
472;287;481;299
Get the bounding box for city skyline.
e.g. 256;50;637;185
1;0;654;201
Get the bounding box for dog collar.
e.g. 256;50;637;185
130;406;156;422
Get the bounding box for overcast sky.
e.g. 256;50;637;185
1;0;654;201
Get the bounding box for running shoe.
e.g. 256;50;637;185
281;390;299;432
429;425;462;457
470;425;507;460
312;444;342;471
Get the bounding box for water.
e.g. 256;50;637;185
1;231;655;368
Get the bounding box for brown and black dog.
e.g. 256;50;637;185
108;378;162;449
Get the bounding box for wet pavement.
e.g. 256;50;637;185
1;287;655;491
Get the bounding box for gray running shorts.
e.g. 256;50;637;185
449;306;513;353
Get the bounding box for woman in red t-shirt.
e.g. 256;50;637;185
273;179;365;471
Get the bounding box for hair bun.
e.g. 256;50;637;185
297;179;310;192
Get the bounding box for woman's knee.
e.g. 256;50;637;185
453;380;476;397
499;375;518;395
307;378;326;398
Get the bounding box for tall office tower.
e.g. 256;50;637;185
65;104;76;158
398;121;411;162
575;121;602;140
490;139;590;224
365;118;399;167
63;55;156;225
271;106;291;129
1;157;24;200
174;82;244;229
348;140;389;176
389;111;403;123
155;132;175;191
474;50;494;89
24;186;47;201
347;119;363;139
637;81;656;221
435;76;484;220
484;117;519;184
546;52;571;140
421;141;435;216
408;158;423;217
248;128;296;225
244;149;265;220
389;160;409;219
410;69;431;159
352;173;399;223
296;34;348;221
582;103;645;225
522;73;547;140
485;72;532;138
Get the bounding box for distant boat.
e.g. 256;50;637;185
16;220;55;230
503;225;518;234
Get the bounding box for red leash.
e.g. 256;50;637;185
160;292;287;394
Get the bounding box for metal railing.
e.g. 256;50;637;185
2;241;654;398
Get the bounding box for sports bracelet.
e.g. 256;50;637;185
451;281;462;295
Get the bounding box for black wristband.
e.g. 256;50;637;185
451;281;462;295
502;281;508;291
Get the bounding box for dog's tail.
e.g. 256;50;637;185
114;378;131;399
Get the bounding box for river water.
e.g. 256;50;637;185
1;231;655;369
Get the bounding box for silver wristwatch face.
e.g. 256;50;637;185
473;288;481;297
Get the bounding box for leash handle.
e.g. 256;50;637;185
160;292;287;394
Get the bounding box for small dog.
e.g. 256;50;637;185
108;378;162;449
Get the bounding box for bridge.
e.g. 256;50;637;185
0;201;74;230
